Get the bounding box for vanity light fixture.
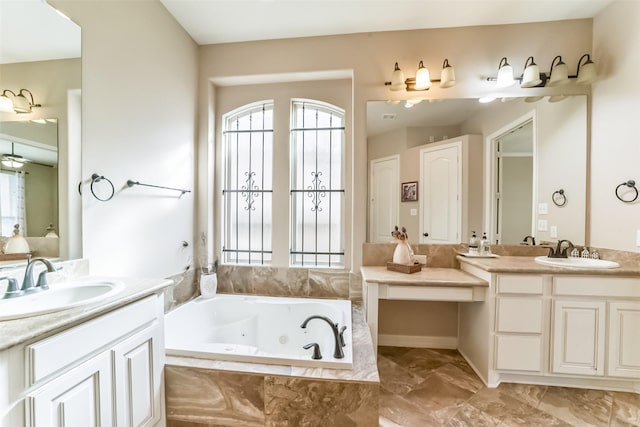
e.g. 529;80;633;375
385;59;456;91
0;89;42;114
487;53;596;88
547;55;570;86
520;56;545;88
576;54;597;84
494;57;515;88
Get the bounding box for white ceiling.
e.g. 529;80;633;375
160;0;613;45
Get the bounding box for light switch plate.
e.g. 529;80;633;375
538;219;548;231
637;229;640;247
410;208;417;216
538;203;548;215
550;225;557;238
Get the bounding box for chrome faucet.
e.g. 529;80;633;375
300;315;346;359
547;239;574;258
522;235;536;246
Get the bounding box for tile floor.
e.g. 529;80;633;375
377;347;640;427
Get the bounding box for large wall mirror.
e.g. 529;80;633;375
367;96;587;246
0;0;81;259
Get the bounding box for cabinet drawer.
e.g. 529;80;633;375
553;276;640;298
495;335;542;372
496;275;543;295
496;298;543;333
26;295;158;386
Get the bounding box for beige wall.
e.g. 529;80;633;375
54;0;199;277
591;0;640;252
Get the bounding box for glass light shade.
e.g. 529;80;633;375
1;156;25;168
520;57;541;88
0;94;13;112
576;55;597;84
390;62;407;91
548;95;568;103
414;61;431;91
495;58;515;88
548;56;570;86
12;93;32;113
440;59;456;88
524;96;544;103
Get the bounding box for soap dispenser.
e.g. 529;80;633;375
3;224;30;254
480;232;491;255
469;231;479;255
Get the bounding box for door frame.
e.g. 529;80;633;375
368;154;400;243
484;111;537;244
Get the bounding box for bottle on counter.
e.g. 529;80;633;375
480;232;491;255
469;231;479;255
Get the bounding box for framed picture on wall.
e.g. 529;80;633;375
401;181;418;202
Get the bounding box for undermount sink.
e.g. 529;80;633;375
0;280;125;321
534;256;620;269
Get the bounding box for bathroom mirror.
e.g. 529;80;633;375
0;0;81;258
367;96;587;245
0;120;58;237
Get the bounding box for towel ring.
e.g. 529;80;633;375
552;189;567;207
615;180;638;203
90;173;115;202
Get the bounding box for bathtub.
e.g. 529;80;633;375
164;294;353;369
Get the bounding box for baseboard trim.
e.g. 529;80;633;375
378;334;457;349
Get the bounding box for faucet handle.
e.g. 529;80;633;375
1;277;20;298
303;343;323;360
339;325;347;347
36;270;50;289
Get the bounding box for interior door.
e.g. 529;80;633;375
369;156;399;242
420;143;460;243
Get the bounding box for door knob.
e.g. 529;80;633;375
423;232;429;237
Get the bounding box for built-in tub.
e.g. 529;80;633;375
164;294;353;369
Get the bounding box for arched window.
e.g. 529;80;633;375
221;101;273;265
290;100;345;267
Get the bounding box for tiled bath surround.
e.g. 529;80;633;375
215;265;355;300
165;264;377;427
165;304;379;427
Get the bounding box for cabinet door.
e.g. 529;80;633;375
420;142;461;243
608;302;640;378
552;300;606;376
113;322;164;427
27;352;112;427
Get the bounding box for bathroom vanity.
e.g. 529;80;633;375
0;274;171;426
457;255;640;393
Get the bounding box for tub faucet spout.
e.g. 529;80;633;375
300;315;345;359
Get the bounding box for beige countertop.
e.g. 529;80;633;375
456;255;640;276
0;277;173;351
360;266;488;287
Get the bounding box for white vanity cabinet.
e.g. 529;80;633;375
1;292;166;427
551;276;640;380
459;260;640;392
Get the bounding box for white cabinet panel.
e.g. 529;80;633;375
27;352;113;427
496;298;543;333
113;323;163;427
552;300;606;376
495;335;542;372
608;302;640;379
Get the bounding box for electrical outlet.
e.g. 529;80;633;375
550;225;557;238
410;208;417;216
538;219;548;231
538;203;548;215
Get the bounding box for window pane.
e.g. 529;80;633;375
222;102;273;265
290;100;345;267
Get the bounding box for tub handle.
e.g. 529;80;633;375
303;343;323;360
339;325;347;347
